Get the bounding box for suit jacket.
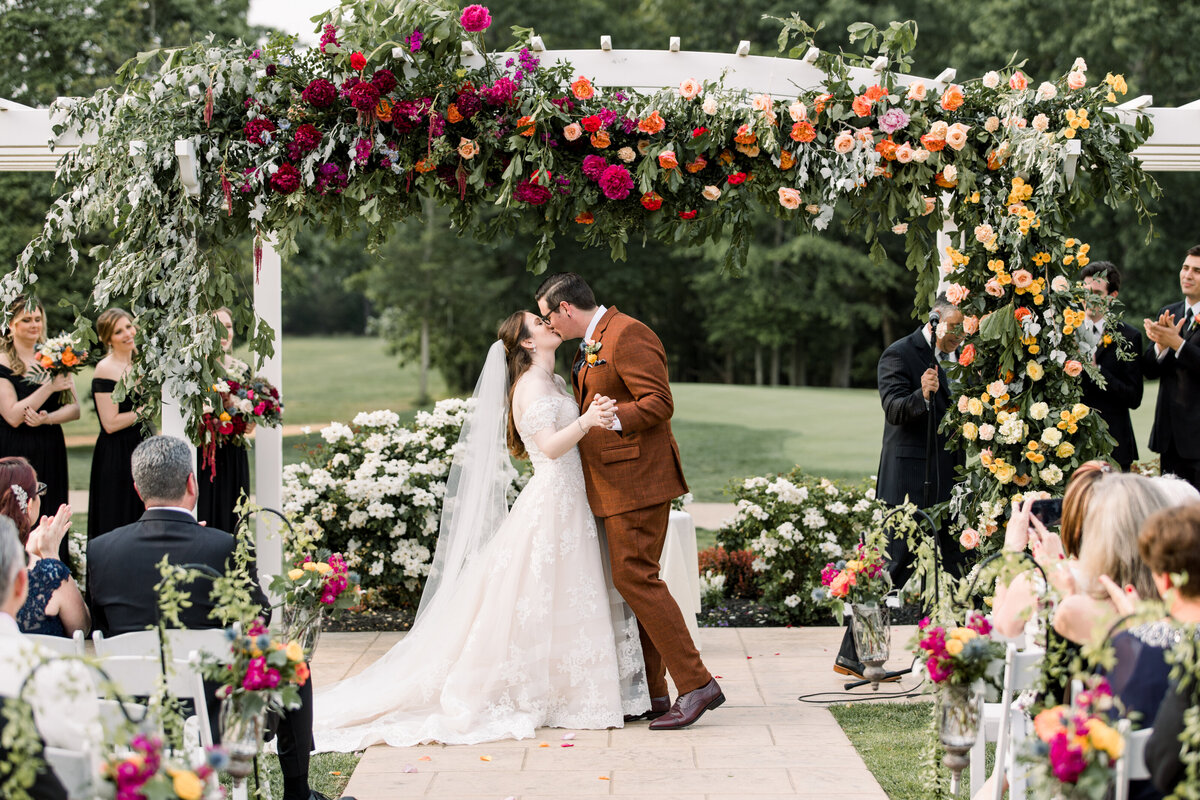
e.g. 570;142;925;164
86;508;268;636
0;698;67;800
1142;301;1200;459
875;328;960;507
1080;320;1143;468
571;306;688;517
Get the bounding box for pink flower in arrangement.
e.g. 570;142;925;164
269;164;301;194
318;23;339;54
1009;70;1029;91
347;81;381;113
481;77;517;105
405;30;423;52
1063;360;1083;377
459;4;492;32
301;78;337;109
598;164;634;199
926;656;954;683
1049;732;1088;783
243;117;276;146
877;107;911;134
581;155;608;180
354;138;372;166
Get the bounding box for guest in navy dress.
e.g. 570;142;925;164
196;307;252;534
0;457;88;637
0;298;80;564
87;308;147;540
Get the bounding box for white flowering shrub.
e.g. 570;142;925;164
282;401;526;604
717;468;887;624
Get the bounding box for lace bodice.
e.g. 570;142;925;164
515;374;582;473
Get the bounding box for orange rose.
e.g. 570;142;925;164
1063;360;1083;377
571;76;595;100
851;95;873;117
875;137;898;161
457;137;479;160
575;211;595;224
658;150;679;169
777;187;802;210
923;196;937;215
637;111;666;134
516;115;536;137
563;123;583;141
295;661;310;685
778;150;795;170
865;84;887;101
813;93;832;115
958;343;976;366
940;84;965;111
375;97;393;122
446;103;464;124
61;351;78;367
920;134;947;152
590;130;611;149
414;158;436;173
790;121;816;143
934;170;957;188
1009;71;1029;91
734;124;757;145
685;156;707;173
962;316;979;335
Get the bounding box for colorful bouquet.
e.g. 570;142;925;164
103;734;225;800
204;618;309;719
914;612;1006;687
813;540;891;621
1023;677;1125;799
28;333;87;402
196;358;284;476
269;551;360;658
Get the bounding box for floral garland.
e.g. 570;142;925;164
4;0;1155;532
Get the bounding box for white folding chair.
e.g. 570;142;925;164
967;634;1034;797
1113;719;1153;800
25;629;86;656
974;642;1044;800
44;744;96;800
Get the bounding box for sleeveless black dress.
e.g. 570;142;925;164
0;364;70;561
87;378;146;539
196;442;250;534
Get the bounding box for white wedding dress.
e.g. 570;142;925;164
312;363;649;751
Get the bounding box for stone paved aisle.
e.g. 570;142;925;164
310;626;920;800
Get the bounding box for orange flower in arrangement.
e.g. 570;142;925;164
813;93;833;115
570;76;595;100
986;149;1005;170
864;84;887;101
415;159;436;173
37;354;54;368
658;150;679;169
779;150;796;170
575;211;595;224
790;121;816;143
940;84;965;111
920;134;947;152
685;156;707;173
375;97;393;122
851;94;873;117
958;344;976;366
875;137;899;161
446;103;464;124
641;191;663;211
60;349;79;368
734;124;757;145
1014;306;1032;321
717;150;734;166
516;116;536;137
590;130;611;149
637;111;666;134
934;170;957;188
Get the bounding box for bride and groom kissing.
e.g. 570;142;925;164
311;273;723;750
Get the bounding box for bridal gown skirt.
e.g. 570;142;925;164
312;464;649;751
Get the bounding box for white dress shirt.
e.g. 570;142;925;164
581;306;622;430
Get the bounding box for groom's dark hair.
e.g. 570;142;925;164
535;273;597;311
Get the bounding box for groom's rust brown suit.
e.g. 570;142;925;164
569;305;718;722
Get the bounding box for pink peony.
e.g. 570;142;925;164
581;155;608;181
1009;70;1029;91
877;107;911;135
598;164;634;200
459;4;492;32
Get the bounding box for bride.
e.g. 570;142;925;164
312;311;650;750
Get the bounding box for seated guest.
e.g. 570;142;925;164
87;436;351;800
0;457;87;637
0;517;100;799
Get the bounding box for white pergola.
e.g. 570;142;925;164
2;41;1197;577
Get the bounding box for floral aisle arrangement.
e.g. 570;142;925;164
6;0;1155;501
103;734;226;800
1022;678;1125;799
814;539;892;620
282;402;526;601
718;468;886;623
195;357;284;476
268;551;360;657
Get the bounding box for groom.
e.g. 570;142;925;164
536;273;723;730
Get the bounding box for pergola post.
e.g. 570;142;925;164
253;238;285;591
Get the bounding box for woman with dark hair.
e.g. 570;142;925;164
196;307;251;533
0;457;87;637
313;311;649;750
0;298;79;563
87;308;147;540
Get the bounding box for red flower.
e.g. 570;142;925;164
641;191;663;210
371;68;397;95
727;172;747;185
289;124;323;158
301;78;337;109
243;117;276;146
678;210;697;219
348;81;380;112
692;126;708;138
513;179;552;205
581;115;603;133
350;52;367;71
270;163;301;194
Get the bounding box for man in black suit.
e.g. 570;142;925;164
1079;261;1143;471
835;296;966;679
1143;244;1200;490
87;436;351;800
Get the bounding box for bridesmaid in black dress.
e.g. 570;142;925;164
196;307;252;534
88;308;147;540
0;297;80;563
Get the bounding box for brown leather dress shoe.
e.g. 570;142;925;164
648;679;724;730
624;695;671;723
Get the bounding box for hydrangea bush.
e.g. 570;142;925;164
716;468;887;623
282;401;525;603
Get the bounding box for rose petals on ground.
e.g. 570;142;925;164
562;733;576;740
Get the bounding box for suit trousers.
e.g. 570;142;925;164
1161;446;1200;492
604;501;710;698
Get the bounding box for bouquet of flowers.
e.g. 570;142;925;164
813;539;892;622
203;618;310;719
103;733;225;800
1023;677;1125;799
28;333;87;402
196;358;284;476
269;551;360;658
914;612;1006;687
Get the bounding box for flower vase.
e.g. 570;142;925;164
939;684;981;795
850;602;890;689
281;603;325;660
219;695;266;782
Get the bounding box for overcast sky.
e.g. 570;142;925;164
247;0;339;44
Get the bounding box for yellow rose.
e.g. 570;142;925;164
302;562;319;571
994;462;1017;484
287;568;304;581
1087;720;1125;760
1056;442;1076;459
949;627;977;642
285;641;305;662
962;422;979;441
219;411;232;423
1026;361;1044;381
967;398;984;416
1072;403;1090;419
170;770;205;800
944;638;964;656
314;562;333;575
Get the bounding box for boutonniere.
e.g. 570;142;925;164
582;338;606;367
1102;333;1112;346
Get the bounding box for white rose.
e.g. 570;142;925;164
943;164;958;182
1029;402;1050;421
978;423;996;441
1041;427;1063;446
1036;82;1057;102
982;71;1000;89
702;97;718;115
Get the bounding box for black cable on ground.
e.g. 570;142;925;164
797;655;931;703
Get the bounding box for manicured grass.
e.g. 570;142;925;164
221;751;359;798
830;702;993;800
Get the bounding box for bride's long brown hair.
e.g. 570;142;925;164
498;311;533;459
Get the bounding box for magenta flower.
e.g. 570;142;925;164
1049;732;1088;783
926;655;954;683
581;155;608;181
514;179;552;205
405;30;423;52
481;77;517;105
347;81;380;113
459;4;492;32
371;68;397;95
301;78;337;109
269;164;301;194
243;117;276;146
354;138;372;166
318;23;339;54
599;164;634;200
877;107;911;134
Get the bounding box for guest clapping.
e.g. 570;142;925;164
0;458;88;637
0;298;79;563
88;308;147;540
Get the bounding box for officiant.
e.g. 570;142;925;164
834;294;968;681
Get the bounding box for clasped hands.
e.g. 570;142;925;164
1144;309;1187;352
582;393;618;431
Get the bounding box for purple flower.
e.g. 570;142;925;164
249;49;261;60
620;116;639;134
597;108;618;128
598;164;634;200
301;78;337;109
405;30;423;52
354;138;372;166
612;91;627;102
581;155;608;180
877;107;911;134
518;47;540;73
427;112;445;138
316;162;348;195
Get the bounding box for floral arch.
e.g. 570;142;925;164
0;0;1168;568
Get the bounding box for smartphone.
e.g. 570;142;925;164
1030;498;1063;528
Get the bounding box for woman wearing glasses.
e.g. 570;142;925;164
0;457;88;637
